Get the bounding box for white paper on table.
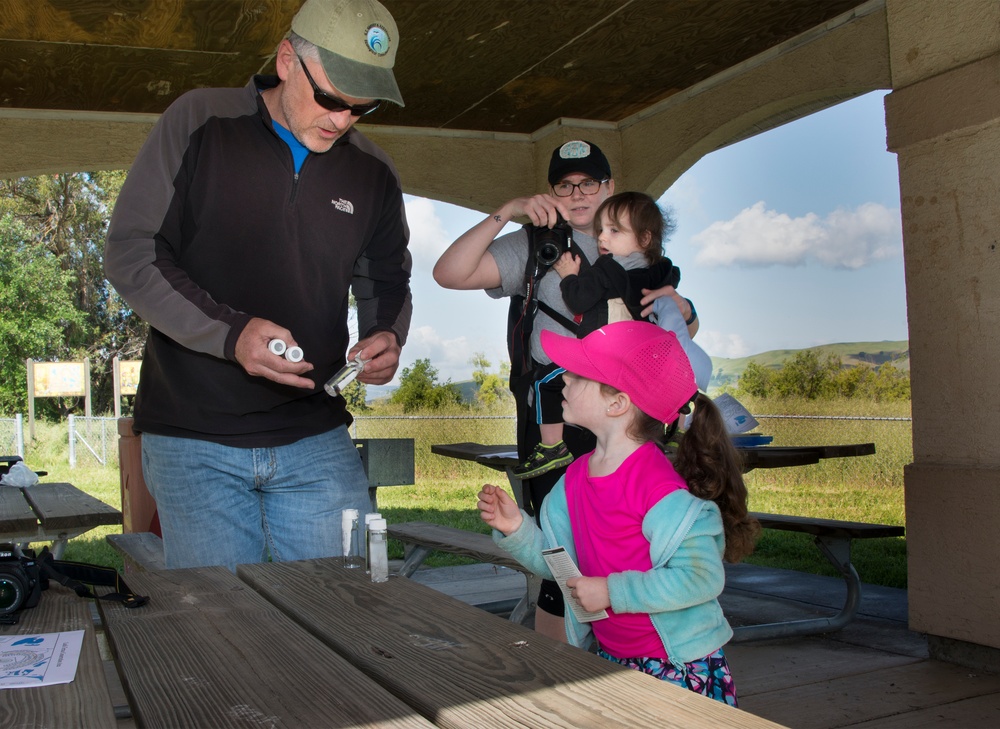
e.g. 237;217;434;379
541;547;609;623
0;630;84;689
711;393;759;434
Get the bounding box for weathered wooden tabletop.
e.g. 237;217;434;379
0;482;121;554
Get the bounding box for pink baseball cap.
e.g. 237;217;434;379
541;321;698;424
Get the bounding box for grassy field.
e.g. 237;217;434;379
15;397;911;588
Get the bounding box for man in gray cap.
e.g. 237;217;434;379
105;0;411;570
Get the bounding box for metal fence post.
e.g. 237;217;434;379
68;414;76;468
15;414;24;457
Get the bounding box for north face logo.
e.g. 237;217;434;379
332;198;354;214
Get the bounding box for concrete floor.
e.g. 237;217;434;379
410;561;1000;728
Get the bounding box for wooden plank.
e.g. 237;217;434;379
21;482;121;532
751;512;904;539
106;532;166;572
388;521;528;572
738;658;1000;729
98;567;434;729
0;486;37;535
239;558;788;729
2;583;117;727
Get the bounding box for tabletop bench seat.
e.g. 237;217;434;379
731;511;905;642
107;531;166;572
388;520;539;625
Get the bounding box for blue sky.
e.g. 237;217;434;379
393;90;906;384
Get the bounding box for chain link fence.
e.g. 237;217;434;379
0;414;25;458
67;415;119;468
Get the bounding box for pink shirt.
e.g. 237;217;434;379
565;441;687;658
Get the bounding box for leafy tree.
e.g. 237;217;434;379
736;361;775;398
340;378;369;412
0;213;87;414
0;173;145;414
470;352;510;407
390;359;461;412
772;350;841;399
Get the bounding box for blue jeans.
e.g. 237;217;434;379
141;427;370;570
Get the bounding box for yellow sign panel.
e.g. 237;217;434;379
33;362;86;397
120;361;142;395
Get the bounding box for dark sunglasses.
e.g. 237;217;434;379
296;54;380;117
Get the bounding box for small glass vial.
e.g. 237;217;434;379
364;512;382;572
368;518;389;583
341;508;362;568
324;354;366;396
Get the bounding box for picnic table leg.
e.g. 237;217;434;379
730;535;862;642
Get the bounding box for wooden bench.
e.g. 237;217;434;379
730;511;905;641
387;520;540;625
107;531;166;572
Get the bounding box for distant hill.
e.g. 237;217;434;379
366;340;910;402
709;340;909;390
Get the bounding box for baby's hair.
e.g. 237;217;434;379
594;191;677;265
606;385;760;563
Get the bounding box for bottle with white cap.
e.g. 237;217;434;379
368;518;389;583
341;508;362;568
364;512;382;572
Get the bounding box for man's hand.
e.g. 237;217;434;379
553;251;580;278
234;317;315;389
351;330;401;385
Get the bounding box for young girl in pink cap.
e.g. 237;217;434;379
477;320;758;706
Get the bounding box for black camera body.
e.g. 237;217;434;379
0;545;43;621
531;214;574;267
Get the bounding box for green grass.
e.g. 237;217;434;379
16;398;911;588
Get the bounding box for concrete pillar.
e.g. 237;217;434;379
885;0;1000;666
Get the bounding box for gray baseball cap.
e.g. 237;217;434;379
291;0;404;106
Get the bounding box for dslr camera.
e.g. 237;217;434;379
531;213;574;267
0;545;43;623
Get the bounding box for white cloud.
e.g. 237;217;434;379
691;201;901;270
400;325;506;384
404;197;450;269
696;330;751;359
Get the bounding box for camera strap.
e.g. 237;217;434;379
37;547;149;608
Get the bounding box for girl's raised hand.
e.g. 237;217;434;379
476;483;523;536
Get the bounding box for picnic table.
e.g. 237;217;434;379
90;558;787;728
0;481;121;558
417;441;898;641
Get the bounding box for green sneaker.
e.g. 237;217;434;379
511;441;573;479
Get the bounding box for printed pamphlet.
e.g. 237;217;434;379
541;546;609;623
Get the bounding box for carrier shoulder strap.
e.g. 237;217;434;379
38;547;149;608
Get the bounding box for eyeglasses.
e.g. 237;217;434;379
551;178;608;197
296;54;381;117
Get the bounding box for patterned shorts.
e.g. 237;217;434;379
597;647;739;707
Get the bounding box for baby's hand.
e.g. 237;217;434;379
553;251;580;278
476;483;522;535
566;576;611;612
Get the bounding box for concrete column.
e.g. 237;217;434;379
885;0;1000;665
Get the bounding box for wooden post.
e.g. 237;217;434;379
117;417;159;535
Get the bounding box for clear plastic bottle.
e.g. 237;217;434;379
368;518;389;583
341;509;362;568
364;512;382;572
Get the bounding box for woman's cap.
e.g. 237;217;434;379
548;140;612;185
291;0;404;106
541;321;697;424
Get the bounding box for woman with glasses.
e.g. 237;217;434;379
434;140;698;642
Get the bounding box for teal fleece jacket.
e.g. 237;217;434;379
494;479;733;669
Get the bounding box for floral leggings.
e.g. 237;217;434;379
597;647;739;707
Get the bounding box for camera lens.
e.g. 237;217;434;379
0;576;25;614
